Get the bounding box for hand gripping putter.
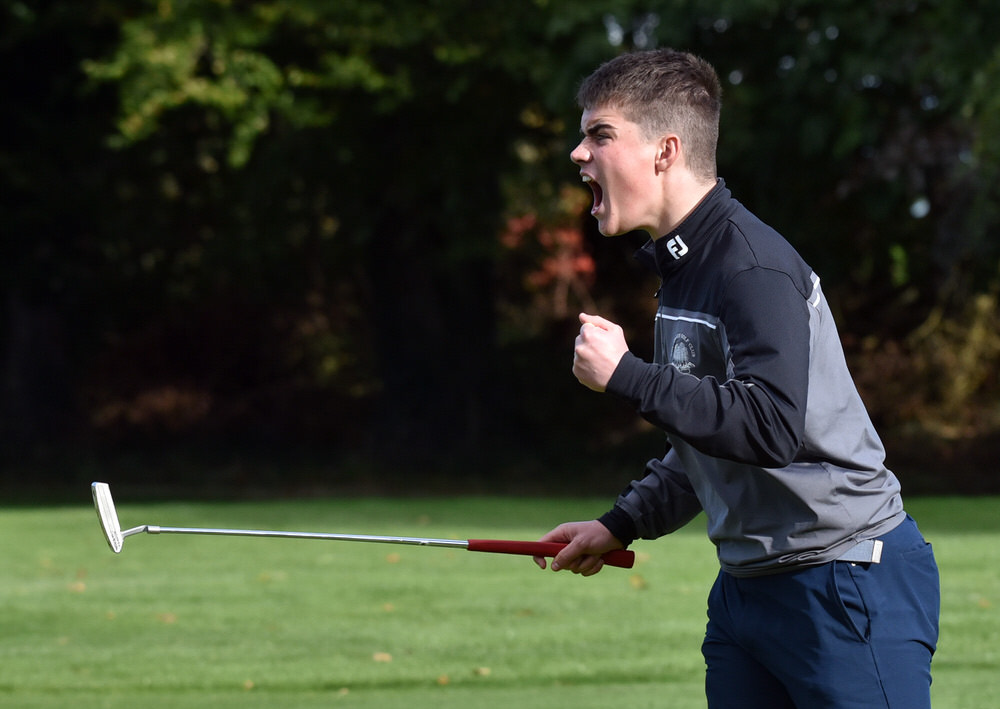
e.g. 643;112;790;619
91;482;635;568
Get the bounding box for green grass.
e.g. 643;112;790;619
0;494;997;708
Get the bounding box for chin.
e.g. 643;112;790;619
594;217;616;236
597;222;627;237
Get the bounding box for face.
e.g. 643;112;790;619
570;106;664;237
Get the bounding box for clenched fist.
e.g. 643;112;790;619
572;313;630;392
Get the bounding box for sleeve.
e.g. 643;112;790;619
605;267;810;467
598;447;704;545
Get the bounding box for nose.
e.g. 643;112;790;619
570;140;590;165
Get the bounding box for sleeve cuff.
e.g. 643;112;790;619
598;506;638;548
605;351;644;399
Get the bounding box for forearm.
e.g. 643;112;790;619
600;453;703;544
607;354;803;466
606;268;812;467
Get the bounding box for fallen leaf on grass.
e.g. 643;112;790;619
257;570;288;583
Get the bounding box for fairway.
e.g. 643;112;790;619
1;493;997;708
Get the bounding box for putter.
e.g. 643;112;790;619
91;482;635;568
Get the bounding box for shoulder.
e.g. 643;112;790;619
715;206;814;301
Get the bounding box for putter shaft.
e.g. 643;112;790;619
93;482;635;568
133;524;469;549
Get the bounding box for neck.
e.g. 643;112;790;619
651;176;717;240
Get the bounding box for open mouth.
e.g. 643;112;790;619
582;175;603;214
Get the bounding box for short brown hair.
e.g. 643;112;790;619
577;49;722;180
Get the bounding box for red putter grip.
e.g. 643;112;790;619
466;539;635;569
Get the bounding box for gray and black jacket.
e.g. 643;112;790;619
599;180;905;577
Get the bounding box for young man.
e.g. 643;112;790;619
533;49;940;708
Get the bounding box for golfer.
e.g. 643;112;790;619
534;49;940;708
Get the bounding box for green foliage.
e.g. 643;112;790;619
3;0;1000;481
81;0;1000;309
670;0;1000;307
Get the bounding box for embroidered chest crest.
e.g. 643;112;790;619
670;333;697;374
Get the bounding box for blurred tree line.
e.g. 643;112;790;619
2;0;999;494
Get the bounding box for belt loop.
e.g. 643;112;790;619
837;539;883;564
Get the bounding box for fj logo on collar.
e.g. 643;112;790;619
666;235;689;260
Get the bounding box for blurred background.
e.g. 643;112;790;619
3;0;999;499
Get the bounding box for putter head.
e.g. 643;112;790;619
92;482;124;553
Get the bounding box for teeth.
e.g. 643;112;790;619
582;175;593;183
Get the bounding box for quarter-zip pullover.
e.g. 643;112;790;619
599;180;905;576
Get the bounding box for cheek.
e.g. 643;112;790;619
613;170;650;206
603;149;654;204
629;157;660;192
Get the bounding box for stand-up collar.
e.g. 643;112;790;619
636;178;735;276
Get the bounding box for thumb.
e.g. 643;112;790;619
550;538;585;572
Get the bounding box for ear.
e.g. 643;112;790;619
655;135;681;172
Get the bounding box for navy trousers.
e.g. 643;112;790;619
703;515;940;708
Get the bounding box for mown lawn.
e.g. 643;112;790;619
0;492;996;708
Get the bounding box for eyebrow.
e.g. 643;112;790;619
582;121;616;137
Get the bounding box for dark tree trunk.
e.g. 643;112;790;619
364;221;498;467
1;292;74;450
